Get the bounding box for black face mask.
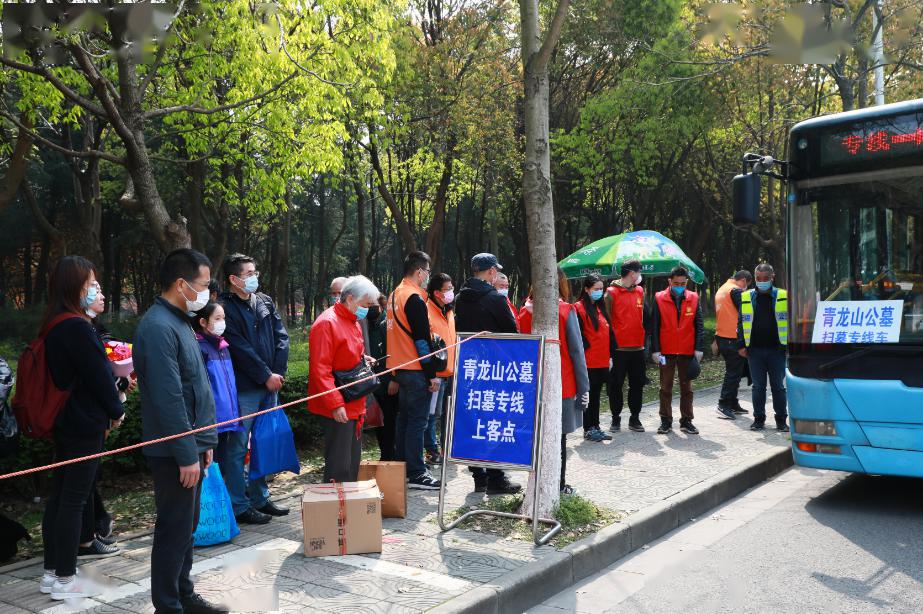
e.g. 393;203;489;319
366;305;382;324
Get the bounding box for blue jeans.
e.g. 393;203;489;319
747;347;787;421
425;379;447;453
216;389;274;514
395;370;433;478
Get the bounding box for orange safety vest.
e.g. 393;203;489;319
386;279;427;371
655;289;698;356
426;297;456;377
714;279;740;339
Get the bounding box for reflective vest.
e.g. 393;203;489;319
608;284;645;348
714;279;740;339
574;300;611;369
386;279;427;371
740;288;788;347
655;289;698;356
426;298;456;377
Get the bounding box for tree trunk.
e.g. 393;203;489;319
112;54;191;252
0;113;35;215
519;0;570;520
424;137;457;268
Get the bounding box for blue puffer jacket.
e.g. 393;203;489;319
197;333;243;433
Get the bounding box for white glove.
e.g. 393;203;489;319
580;392;589;408
695;351;704;362
651;352;662;365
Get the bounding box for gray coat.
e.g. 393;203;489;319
134;297;218;465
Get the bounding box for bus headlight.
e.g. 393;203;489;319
793;420;837;436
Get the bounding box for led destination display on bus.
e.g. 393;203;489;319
816;111;923;171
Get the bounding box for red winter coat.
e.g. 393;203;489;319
308;302;367;420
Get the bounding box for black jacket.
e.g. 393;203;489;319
45;317;124;437
219;291;290;391
454;278;518;334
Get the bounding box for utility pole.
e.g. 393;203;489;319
872;0;885;105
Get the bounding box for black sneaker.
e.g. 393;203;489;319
610;417;621;432
776;420;790;432
680;421;699;435
181;592;229;614
257;500;289;516
731;401;748;415
473;481;487;493
657;419;672;434
628;416;645;432
409;473;442;490
486;479;522;495
95;533;117;546
77;538;120;559
716;406;736;420
235;507;272;525
750;420;766;431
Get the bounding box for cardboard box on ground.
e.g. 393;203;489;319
301;479;382;557
358;460;407;518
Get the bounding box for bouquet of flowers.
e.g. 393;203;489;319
104;341;134;378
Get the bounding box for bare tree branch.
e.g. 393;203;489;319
532;0;571;73
145;72;299;119
0;111;125;165
0;56;107;117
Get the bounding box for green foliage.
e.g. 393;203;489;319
554;493;600;527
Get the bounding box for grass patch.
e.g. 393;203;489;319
443;491;621;548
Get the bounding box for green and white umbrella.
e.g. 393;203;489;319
559;230;705;283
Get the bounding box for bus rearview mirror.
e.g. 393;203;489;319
732;173;760;225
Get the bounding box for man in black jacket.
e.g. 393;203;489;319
454;253;522;494
219;253;290;524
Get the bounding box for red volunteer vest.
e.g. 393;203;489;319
516;301;577;399
655;289;698;356
573;300;610;369
608;284;645;348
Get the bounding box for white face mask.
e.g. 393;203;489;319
183;280;209;314
636;273;643;285
210;320;227;336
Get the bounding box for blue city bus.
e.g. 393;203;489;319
735;98;923;476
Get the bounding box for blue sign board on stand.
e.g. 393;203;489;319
447;334;545;470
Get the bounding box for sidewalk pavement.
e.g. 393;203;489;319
0;384;791;614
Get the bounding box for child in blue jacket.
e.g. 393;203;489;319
195;302;243;444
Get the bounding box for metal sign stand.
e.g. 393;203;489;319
436;333;561;546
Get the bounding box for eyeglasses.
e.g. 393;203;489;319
240;271;260;279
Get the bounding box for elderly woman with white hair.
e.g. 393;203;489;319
308;275;381;482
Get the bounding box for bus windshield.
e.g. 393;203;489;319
790;174;923;345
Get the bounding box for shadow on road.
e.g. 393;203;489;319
805;474;923;606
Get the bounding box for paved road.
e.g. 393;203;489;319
532;468;923;614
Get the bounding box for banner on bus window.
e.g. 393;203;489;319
812;300;904;344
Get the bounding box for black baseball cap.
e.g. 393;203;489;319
471;253;503;272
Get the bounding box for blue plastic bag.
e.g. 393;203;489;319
193;462;240;547
249;409;301;480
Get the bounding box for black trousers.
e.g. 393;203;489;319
469;467;507;485
610;350;646;417
42;432;104;577
560;434;568;490
717;336;747;406
80;469;112;543
583;368;609;431
322;417;362;483
149;454;205;614
373;382;399;461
